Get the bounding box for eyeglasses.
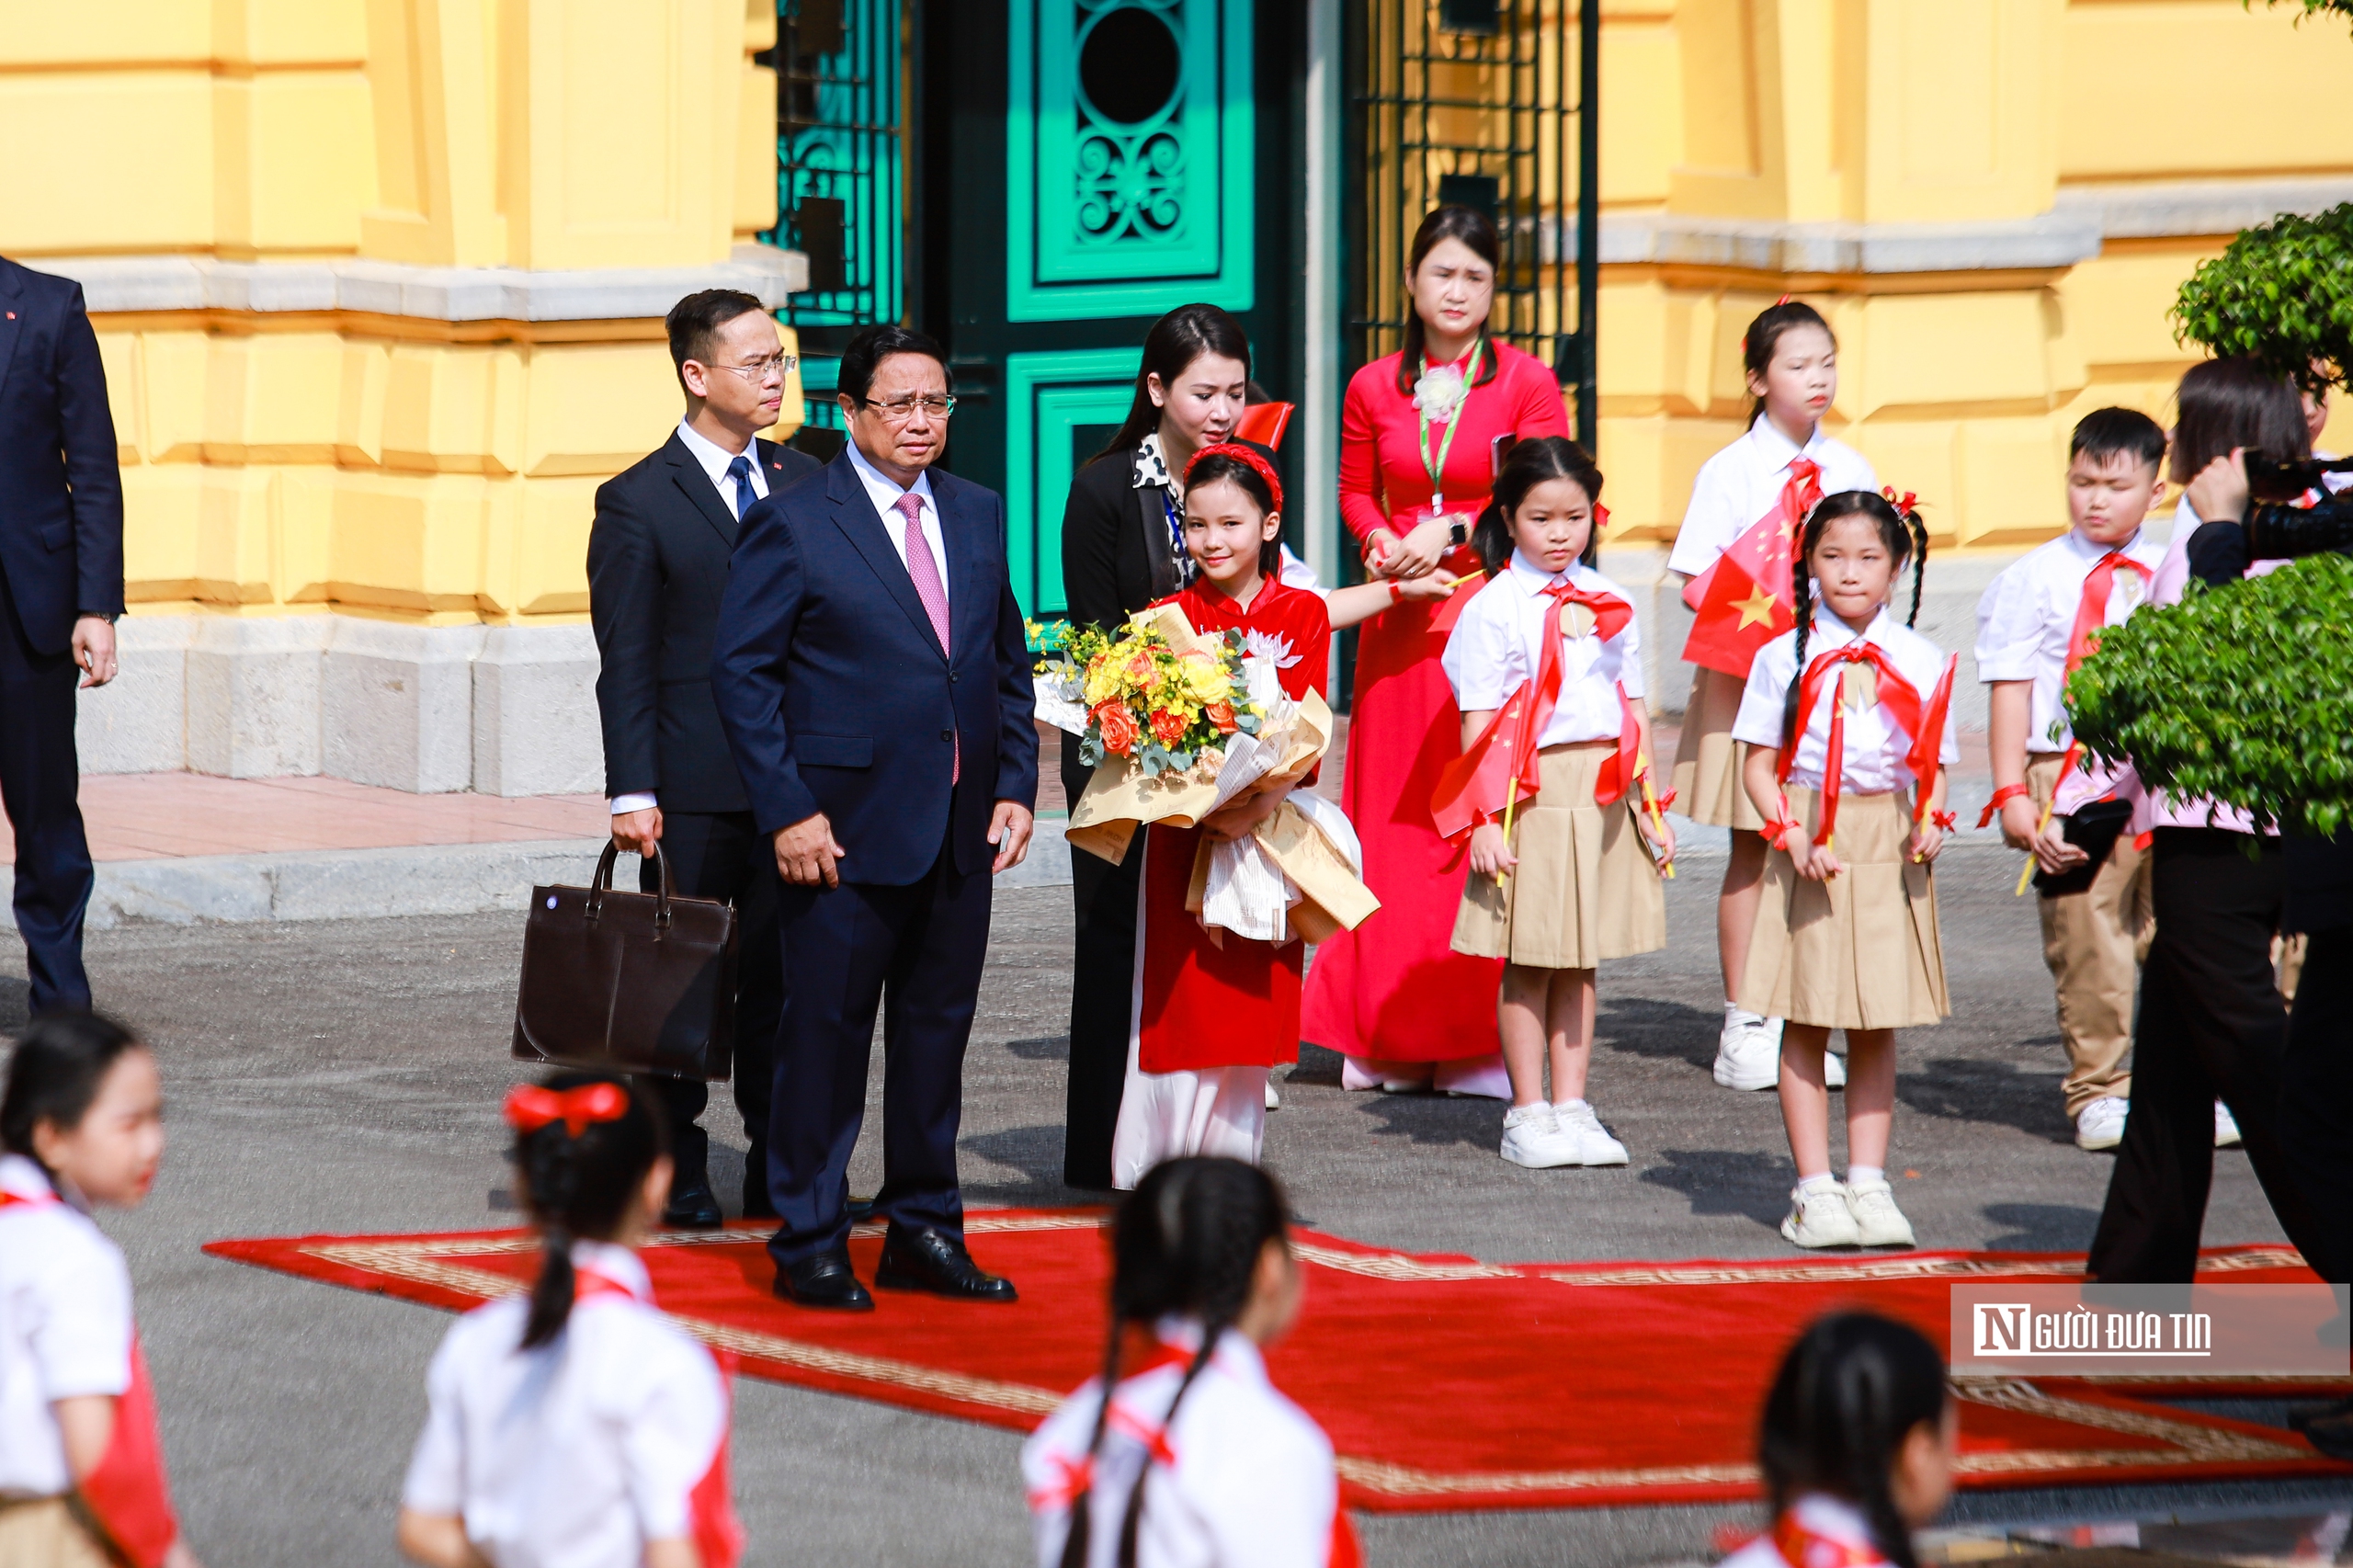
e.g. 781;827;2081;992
714;352;798;381
857;393;958;423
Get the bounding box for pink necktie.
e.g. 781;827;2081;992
894;492;957;783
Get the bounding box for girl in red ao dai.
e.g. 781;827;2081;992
399;1074;743;1568
0;1014;199;1568
1108;447;1451;1189
1732;493;1955;1252
1441;438;1674;1171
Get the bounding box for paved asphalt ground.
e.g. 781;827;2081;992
4;842;2339;1567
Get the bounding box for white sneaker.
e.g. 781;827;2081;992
1845;1178;1917;1247
1265;1079;1281;1111
2075;1096;2127;1151
1781;1182;1861;1248
2214;1100;2242;1148
1341;1057;1430;1094
1499;1104;1581;1169
1434;1055;1513;1100
1824;1041;1847;1090
1712;1011;1781;1090
1552;1101;1631;1166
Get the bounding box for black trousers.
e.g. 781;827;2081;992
2280;926;2353;1284
764;839;992;1271
0;573;93;1015
1063;800;1141;1190
639;811;784;1199
2089;830;2335;1282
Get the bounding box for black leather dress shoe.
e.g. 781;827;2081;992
662;1178;723;1231
874;1226;1018;1302
775;1251;874;1312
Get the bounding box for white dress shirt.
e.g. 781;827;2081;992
1441;553;1643;747
845;437;949;609
1667;418;1879;580
609;424;775;817
402;1241;734;1568
1023;1321;1347;1568
1973;525;2167;753
0;1154;134;1499
1733;607;1961;793
1718;1495;1887;1568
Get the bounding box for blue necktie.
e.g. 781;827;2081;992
725;453;754;519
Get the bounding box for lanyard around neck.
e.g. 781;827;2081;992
1416;340;1483;514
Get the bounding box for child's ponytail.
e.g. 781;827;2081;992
1757;1312;1948;1568
503;1074;665;1351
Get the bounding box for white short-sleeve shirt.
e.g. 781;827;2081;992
0;1154;134;1499
1733;608;1961;793
1972;527;2166;755
1718;1495;1889;1568
401;1242;734;1568
1668;419;1879;580
1441;554;1643;748
1022;1323;1349;1568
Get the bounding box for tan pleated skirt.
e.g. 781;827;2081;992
1451;741;1668;970
1736;787;1949;1029
1670;667;1766;831
0;1501;111;1568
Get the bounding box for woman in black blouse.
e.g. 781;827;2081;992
1058;303;1264;1188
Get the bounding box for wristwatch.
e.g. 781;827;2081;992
1448;519;1468;547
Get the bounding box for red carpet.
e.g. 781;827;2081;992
205;1212;2350;1513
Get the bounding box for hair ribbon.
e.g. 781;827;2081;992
1881;486;1919;517
1187;441;1284;517
505;1082;628;1137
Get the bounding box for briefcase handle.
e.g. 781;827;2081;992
588;840;676;929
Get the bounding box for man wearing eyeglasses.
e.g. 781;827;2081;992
712;323;1040;1311
586;289;820;1228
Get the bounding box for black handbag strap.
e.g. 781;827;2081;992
587;841;675;926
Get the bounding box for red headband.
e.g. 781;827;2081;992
1186;442;1284;517
505;1082;629;1138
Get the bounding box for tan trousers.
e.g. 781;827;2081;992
2027;753;2153;1117
0;1499;112;1568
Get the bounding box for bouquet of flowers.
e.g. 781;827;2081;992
1037;605;1379;944
1032;613;1265;777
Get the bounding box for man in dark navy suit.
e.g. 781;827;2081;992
588;290;820;1227
0;257;124;1016
711;324;1038;1310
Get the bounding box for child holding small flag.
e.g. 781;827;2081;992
1733;491;1957;1249
1669;301;1878;1093
1972;409;2170;1153
1435;437;1675;1170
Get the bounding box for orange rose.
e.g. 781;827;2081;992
1125;652;1156;685
1095;702;1141;756
1205;701;1237;734
1150;709;1188;747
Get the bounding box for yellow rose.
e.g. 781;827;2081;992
1176;649;1232;705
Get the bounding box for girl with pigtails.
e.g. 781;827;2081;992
398;1074;744;1568
1732;492;1959;1253
1022;1156;1359;1568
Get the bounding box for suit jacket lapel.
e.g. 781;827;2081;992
938;482;988;655
1139;483;1180;599
0;265;27;410
664;432;742;549
825;456;948;663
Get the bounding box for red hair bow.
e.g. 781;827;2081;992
1881;487;1918;517
1187;441;1284;517
505;1082;628;1137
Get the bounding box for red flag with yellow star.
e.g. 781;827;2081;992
1678;456;1821;679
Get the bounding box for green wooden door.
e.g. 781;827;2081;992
919;0;1295;618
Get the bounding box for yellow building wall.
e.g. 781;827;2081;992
0;0;794;631
1588;0;2353;551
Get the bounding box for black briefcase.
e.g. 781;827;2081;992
512;843;738;1081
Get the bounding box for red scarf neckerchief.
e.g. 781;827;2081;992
2066;551;2152;678
1773;1510;1893;1568
1;1187;181;1568
1767;637;1925;850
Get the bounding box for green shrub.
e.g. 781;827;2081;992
2172;203;2353;392
2066;553;2353;837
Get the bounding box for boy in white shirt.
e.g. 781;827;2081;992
1973;409;2170;1152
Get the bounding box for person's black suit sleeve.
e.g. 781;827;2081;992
992;494;1041;810
55;285;124;619
586;477;664;800
711;494;821;835
2186;519;2250;586
1062;463;1123;632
